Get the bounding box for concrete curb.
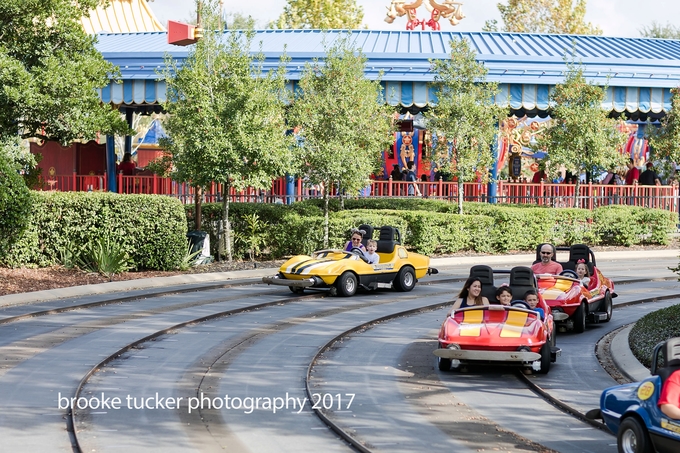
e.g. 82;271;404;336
3;249;678;307
430;248;680;268
0;269;273;307
610;324;651;382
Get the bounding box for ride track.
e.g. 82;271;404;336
0;259;679;453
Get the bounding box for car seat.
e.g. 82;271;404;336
568;244;594;275
469;265;498;304
656;337;680;384
376;226;400;254
509;266;537;301
358;224;374;248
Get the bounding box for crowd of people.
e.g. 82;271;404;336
530;158;668;187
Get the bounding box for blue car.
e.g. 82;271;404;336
588;337;680;453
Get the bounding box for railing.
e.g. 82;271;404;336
496;181;679;211
35;173;680;213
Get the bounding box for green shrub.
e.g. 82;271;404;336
76;236;133;278
592;206;675;246
629;304;680;368
3;192;187;270
0;154;32;257
186;199;675;259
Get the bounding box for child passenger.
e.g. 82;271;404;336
364;239;379;265
575;260;590;288
524;289;545;320
495;286;512;306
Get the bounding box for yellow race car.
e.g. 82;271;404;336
262;225;438;297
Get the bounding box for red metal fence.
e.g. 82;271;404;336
38;173;679;212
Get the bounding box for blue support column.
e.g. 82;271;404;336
285;174;295;204
124;108;133;157
106;135;117;192
487;128;500;204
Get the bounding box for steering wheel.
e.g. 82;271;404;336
350;247;369;263
511;300;531;310
560;270;579;279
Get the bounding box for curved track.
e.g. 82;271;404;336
0;256;678;452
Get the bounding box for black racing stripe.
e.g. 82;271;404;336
291;259;315;273
295;259;333;274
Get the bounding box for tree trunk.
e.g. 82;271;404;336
458;180;464;214
574;179;581;208
323;189;330;249
222;182;233;261
194;186;202;231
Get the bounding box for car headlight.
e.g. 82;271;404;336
517;346;531;352
447;344;461;350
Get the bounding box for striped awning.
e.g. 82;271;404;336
102;79;673;115
380;81;673;113
100;80;167;105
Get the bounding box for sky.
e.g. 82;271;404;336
147;0;680;38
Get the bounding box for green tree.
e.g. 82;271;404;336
639;21;680;39
160;0;295;261
649;88;680;170
0;0;129;144
487;0;601;35
532;58;627;199
272;0;364;29
0;140;32;261
288;36;394;247
426;39;505;215
226;12;257;29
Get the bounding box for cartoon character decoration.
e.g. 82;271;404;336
620;122;649;167
400;131;415;169
498;116;550;174
384;0;465;30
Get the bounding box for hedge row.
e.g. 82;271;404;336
629;304;680;368
188;199;676;259
3;192;187;270
3;194;674;269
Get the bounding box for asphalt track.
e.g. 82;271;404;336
0;250;678;452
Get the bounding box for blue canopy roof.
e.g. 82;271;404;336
96;29;680;114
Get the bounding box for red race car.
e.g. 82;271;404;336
533;244;616;333
434;265;559;374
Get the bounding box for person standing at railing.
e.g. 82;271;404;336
406;161;420;196
639;162;661;186
531;168;547;183
639;162;661;208
624;158;640;206
531;167;547;205
624;158;639;185
118;152;136;176
390;164;402;181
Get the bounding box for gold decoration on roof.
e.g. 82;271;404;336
385;0;465;29
81;0;165;34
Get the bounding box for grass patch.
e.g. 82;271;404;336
629;303;680;368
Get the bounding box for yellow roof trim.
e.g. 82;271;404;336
81;0;165;34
